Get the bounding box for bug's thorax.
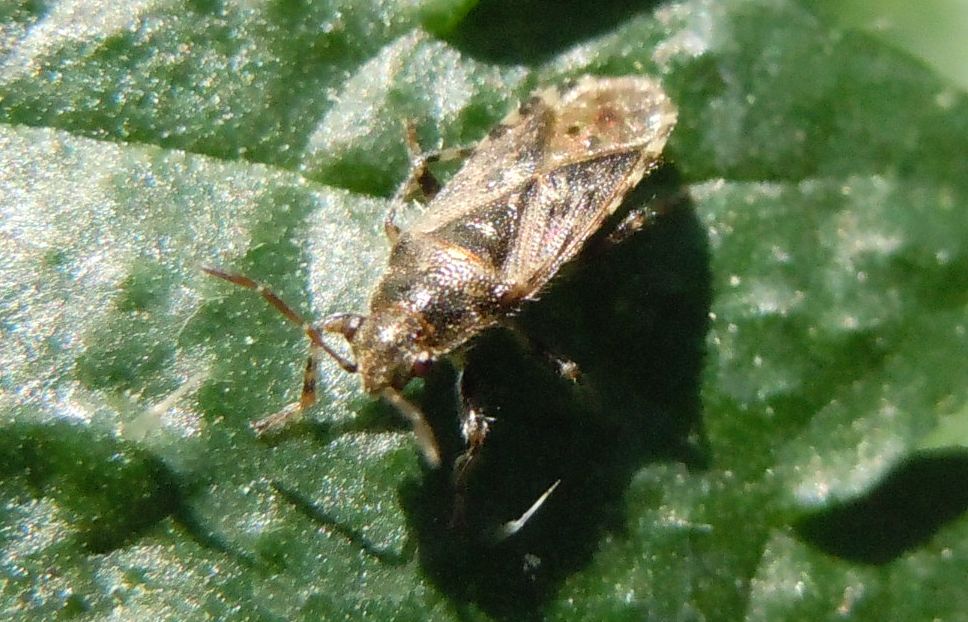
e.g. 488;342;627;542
350;306;430;393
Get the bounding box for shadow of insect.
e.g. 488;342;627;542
399;170;712;617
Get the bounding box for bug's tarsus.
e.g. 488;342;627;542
251;400;302;435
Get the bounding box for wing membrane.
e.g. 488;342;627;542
499;150;641;292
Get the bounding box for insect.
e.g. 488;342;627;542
205;75;677;517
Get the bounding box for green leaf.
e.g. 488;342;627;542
2;0;966;620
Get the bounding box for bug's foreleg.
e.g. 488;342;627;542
450;367;495;526
202;267;361;434
250;350;318;434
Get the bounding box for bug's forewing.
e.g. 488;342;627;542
500;76;677;295
410;76;677;300
411;99;556;233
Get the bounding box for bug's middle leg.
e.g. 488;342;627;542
503;320;582;383
451;366;562;540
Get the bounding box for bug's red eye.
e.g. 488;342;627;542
411;354;433;377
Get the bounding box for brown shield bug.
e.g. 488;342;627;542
205;75;677;532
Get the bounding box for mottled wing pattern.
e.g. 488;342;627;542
410;96;556;233
499;150;641;294
411;75;677;301
500;76;677;297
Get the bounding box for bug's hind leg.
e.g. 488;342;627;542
384;121;476;243
605;205;659;246
605;187;691;246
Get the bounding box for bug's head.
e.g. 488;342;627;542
348;307;434;394
338;307;440;468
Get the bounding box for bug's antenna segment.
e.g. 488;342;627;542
381;387;441;468
202;266;358;373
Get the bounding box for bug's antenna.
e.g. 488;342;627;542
202;267;357;373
